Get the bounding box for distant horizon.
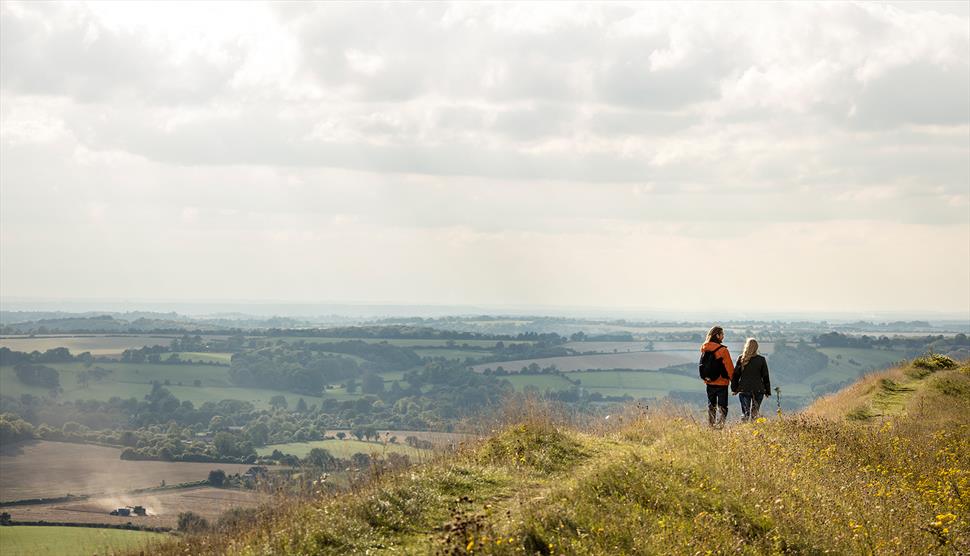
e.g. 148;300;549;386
2;296;968;323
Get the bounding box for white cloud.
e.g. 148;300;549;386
0;1;967;312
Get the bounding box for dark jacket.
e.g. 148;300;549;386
731;354;771;394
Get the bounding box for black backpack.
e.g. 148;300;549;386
698;345;728;381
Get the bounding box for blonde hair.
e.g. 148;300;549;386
740;338;759;367
705;326;724;343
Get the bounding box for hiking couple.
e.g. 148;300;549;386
699;325;772;428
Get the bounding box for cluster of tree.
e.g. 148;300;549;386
75;366;113;388
481;362;562;376
305;340;424;372
229;349;361;395
472;343;573;368
13;364;60;389
404;435;434;449
520;385;635;404
120;429;256;463
814;332;894;349
119;335;250;364
0;413;35;444
814;331;969;352
0;346;84;366
228;341;425;396
170;334;246;353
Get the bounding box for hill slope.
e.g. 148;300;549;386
152;357;969;555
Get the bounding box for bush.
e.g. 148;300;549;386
208;469;227;487
178;511;210;533
907;353;957;378
215;507;260;532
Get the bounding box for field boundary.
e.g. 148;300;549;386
0;495;89;508
1;520;173;533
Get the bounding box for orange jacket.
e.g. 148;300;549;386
700;341;734;386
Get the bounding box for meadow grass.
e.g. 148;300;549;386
0;526;168;556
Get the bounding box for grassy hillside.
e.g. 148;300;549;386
147;357;969;555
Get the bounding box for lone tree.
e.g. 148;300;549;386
269;395;288;410
208;469;227;487
305;447;335;469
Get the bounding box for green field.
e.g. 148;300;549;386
0;526;168;556
489;347;910;406
800;347;909;392
0;362;327;410
570;370;698;391
412;348;492;361
256;438;427;459
503;374;576;392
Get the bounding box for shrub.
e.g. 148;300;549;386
479;422;586;474
208;469;227;487
178;511;210;533
908;353;957;378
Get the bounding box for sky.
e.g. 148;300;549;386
1;1;968;316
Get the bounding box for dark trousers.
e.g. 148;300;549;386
738;392;765;422
706;385;729;427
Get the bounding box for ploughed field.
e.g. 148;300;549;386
0;525;168;556
0;441;256;501
2;486;264;529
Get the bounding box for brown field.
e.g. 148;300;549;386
2;486;266;529
0;335;176;356
471;351;693;373
0;441;257;501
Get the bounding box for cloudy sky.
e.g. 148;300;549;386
1;1;968;315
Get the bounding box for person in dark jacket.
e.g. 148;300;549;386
700;325;734;428
730;338;771;422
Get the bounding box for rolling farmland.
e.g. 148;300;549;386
0;441;257;501
2;487;265;529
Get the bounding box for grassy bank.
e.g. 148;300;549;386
146;357;969;555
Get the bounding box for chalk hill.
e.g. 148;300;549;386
151;356;969;555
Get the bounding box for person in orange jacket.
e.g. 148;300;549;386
699;325;734;428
